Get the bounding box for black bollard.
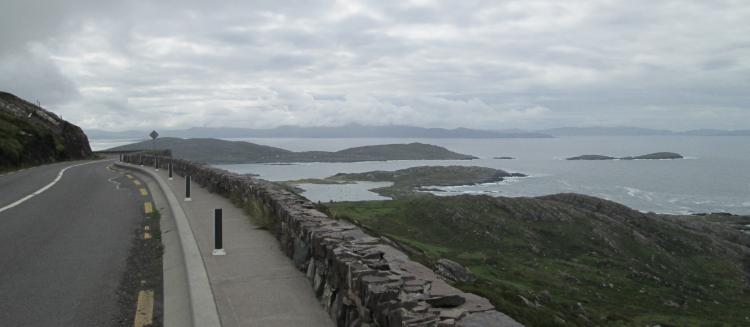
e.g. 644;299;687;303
140;155;144;166
185;175;192;201
168;162;173;180
212;208;225;256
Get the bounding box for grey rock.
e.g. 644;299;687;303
435;259;477;284
427;295;466;308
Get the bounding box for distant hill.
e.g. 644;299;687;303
108;138;477;163
0;91;92;171
87;124;553;139
540;126;750;137
680;129;750;136
326;193;750;326
540;126;674;136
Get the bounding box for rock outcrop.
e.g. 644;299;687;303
0;91;91;170
123;153;524;327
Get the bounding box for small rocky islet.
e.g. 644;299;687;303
567;152;683;160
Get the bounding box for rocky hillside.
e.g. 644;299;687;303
109;137;476;163
0;92;91;171
326;194;750;326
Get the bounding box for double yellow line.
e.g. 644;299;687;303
109;168;156;326
127;173;156;327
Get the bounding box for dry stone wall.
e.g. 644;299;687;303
123;153;523;327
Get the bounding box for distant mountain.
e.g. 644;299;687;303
108;138;477;163
539;126;673;136
680;129;750;136
539;126;750;137
87;124;553;139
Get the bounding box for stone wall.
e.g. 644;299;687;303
123;153;523;327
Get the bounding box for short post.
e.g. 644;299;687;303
119;153;122;162
140;155;144;166
168;162;173;180
185;175;192;201
212;208;226;256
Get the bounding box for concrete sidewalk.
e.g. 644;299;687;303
146;165;334;327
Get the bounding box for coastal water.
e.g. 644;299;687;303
92;136;750;215
211;136;750;215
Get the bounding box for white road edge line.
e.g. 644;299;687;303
0;160;108;214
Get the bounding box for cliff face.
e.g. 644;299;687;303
0;91;92;170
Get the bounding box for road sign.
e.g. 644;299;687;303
149;130;159;139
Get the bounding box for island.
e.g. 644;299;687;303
285;165;525;199
620;152;684;160
566;155;617;160
493;156;516;160
108;138;477;163
567;152;683;160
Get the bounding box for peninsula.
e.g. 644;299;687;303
109;138;477;163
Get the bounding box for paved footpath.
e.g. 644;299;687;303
140;164;334;327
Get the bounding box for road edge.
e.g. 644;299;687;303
115;163;222;327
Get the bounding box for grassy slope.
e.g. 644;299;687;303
325;195;750;326
0;111;65;171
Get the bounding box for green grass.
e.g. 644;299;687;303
326;195;750;326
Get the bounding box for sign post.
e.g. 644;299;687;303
149;130;159;171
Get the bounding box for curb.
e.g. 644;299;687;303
115;163;222;327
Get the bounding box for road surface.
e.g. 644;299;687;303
0;160;149;326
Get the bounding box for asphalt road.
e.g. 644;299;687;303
0;160;146;326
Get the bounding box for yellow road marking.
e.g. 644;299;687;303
144;232;152;240
126;174;134;179
133;290;154;327
133;180;142;186
139;188;148;196
144;202;153;214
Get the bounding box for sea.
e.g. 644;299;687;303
91;136;750;215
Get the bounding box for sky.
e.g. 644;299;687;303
0;0;748;131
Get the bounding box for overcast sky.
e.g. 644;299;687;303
1;0;748;131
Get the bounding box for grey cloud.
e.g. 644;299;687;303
1;0;748;131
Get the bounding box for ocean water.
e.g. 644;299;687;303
210;136;750;215
89;139;144;151
89;136;746;215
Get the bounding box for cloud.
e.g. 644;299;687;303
0;0;748;131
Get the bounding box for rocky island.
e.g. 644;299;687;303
286;165;525;199
0;91;92;171
109;138;476;163
567;152;683;160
